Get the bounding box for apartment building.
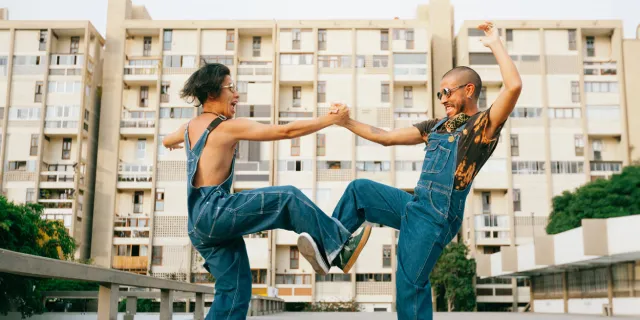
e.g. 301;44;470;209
89;0;456;312
456;20;634;310
0;16;104;259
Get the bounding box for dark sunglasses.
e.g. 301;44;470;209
437;84;468;100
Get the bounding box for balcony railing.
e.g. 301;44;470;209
583;61;617;76
117;163;153;182
50;54;84;66
112;255;148;271
590;161;622;173
113;230;150;238
123;65;158;75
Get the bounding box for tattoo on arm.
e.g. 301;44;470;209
369;126;385;134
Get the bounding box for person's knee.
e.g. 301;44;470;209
282;185;301;195
347;179;370;191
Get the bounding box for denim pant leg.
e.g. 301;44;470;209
193;237;252;320
395;202;448;320
331;179;413;233
207;185;352;263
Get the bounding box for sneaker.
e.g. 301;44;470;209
334;225;372;273
297;233;330;275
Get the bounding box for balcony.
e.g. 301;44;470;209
44;120;79;135
590;161;622;178
112;256;148;273
120;110;156;137
117;163;153;189
237;62;273;82
123;60;159;85
39;162;77;189
393;65;428;84
474;214;511;246
586;105;621;136
49;54;84;76
113;230;151;245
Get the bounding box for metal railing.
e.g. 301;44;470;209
0;249;285;319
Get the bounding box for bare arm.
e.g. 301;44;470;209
162;123;187;150
229;111;346;142
479;22;522;137
341;119;424;146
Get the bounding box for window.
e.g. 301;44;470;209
226;29;235;51
276;274;311;284
479;87;487;110
568;29;577;51
506;29;513;42
574;134;584;156
393;53;426;65
163;30;172;51
280;54;313;65
143;37;152;56
133;191;144;213
482;192;491;213
381;82;390;102
252;37;261;57
29;134;39;156
155;189;164;211
316;274;351;282
469;53;497;65
513;189;521;212
381;30;389;50
382;245;392;268
548;107;582;119
279;160;310;172
592;139;603;160
292;86;301;107
237;81;248;102
356;55;365;68
550;161;584;174
139;86;149;107
252;269;267;284
584;81;618;93
26;188;35;203
152;246;162;265
571;81;580;103
291;138;300;156
201;55;234;66
372;55;388;68
290;246;299;269
39;30;47;51
403;86;413;107
8;161;27;172
405;29;414;49
318;55;351;68
34;81;44;102
160;82;170;102
70;36;80;54
510;134;519;156
512;161;546;174
318;29;327;50
317;81;326;103
356;161;390;172
9;107;41;120
356;273;392;282
510;107;542;118
136;139;146;160
62;138;72;160
292;29;301;50
586;36;595;57
316;134;326;156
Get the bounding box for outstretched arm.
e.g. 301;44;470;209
162;123;187;150
479;21;522;137
341;118;424;146
228;106;349;142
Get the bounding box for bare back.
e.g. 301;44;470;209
187;116;237;188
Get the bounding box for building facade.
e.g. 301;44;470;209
0;17;105;259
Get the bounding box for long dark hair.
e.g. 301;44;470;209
180;63;231;107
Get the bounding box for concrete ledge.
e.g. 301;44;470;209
501;247;518;272
0;249;211;294
534;236;555;266
476;254;492;277
582;219;609;256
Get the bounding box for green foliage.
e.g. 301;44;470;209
0;196;77;318
118;299;157;313
546;166;640;235
430;242;476;312
304;299;360;312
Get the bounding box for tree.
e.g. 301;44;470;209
546;166;640;235
0;196;77;318
430;242;476;312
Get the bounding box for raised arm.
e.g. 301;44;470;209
162;123;187;150
479;21;522;137
341;118;424;146
228;106;348;142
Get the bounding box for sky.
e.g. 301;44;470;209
0;0;638;38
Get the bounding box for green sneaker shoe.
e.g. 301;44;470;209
334;225;372;273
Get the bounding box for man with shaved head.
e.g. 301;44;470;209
298;22;521;319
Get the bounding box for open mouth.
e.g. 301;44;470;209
231;101;238;113
445;106;454;114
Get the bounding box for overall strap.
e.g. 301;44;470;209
430;117;449;133
207;116;224;132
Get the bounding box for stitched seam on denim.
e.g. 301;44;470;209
288;191;343;248
193;201;210;232
208;207;222;238
428;190;449;218
230;193;259;213
414;229;441;285
226;253;240;320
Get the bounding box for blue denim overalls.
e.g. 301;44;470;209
185;117;351;319
332;117;470;319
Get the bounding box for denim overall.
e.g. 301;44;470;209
185;117;351;319
332;117;470;320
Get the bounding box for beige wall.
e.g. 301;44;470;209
513;175;550;216
279;84;314;112
116;190;153;216
275;245;313;274
353;228;392;273
0;30;10;53
123;86;158;108
623;38;640;161
510;30;541;54
118;138;154;163
544;30;577;55
166;29;197;54
6;132;33;160
52;36;85;54
549;127;583;160
318;74;352;106
125;36;160;57
357;74;389;107
356;29;386;55
470;190;508;215
201;29;231;54
155;184;187;214
279;29;314;52
584;35;614;59
160;74;191;106
14;30;41;53
42;136;79;163
277;134;314;160
10;79;40;106
511;127;546;160
324;30;352;55
316;127;352;161
246;82;273;105
547;75;580;106
238;35;273;60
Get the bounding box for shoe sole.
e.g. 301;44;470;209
341;225;372;274
297;233;330;275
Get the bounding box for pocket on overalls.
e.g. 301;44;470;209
422;140;451;174
427;187;451;219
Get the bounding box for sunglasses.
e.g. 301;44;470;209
222;83;236;93
437;84;468;100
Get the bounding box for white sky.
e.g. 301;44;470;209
0;0;639;38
